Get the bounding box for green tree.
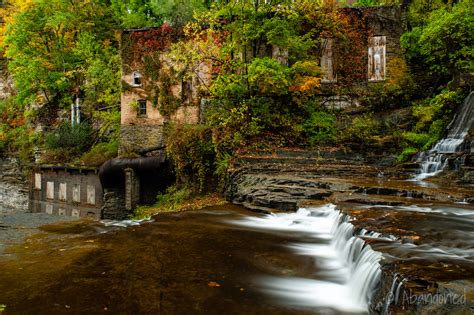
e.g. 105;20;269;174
109;0;159;28
418;0;473;77
4;0;120;108
401;0;473;78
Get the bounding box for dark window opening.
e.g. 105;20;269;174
181;80;192;102
138;100;147;117
133;71;142;86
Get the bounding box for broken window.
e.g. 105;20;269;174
137;99;147;117
87;185;96;205
368;36;386;81
132;71;142;86
321;38;336;83
46;181;54;200
181;80;192;102
59;183;67;201
34;173;41;190
73;184;81;203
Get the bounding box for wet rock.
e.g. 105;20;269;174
0;157;29;212
228;172;332;212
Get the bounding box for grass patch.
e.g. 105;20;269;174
133;185;226;219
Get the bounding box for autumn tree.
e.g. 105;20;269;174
3;0;120;109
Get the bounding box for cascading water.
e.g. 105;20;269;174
414;92;474;180
230;204;384;313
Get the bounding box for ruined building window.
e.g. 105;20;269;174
72;184;81;203
137;99;147;117
34;173;42;190
181;80;192;103
46;181;55;200
368;36;386;81
59;183;67;201
132;71;142;86
87;185;96;205
321;38;336;83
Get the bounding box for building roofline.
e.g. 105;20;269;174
122;26;163;33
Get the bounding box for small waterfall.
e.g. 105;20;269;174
382;274;406;314
231;204;385;313
414;92;474;180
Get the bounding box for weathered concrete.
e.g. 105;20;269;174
29;166;103;219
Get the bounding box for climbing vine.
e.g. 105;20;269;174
123;23;184;117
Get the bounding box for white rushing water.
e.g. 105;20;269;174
230;204;384;313
415;92;474;180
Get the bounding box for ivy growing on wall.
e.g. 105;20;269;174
123;23;184;117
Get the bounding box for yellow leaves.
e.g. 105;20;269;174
288;60;322;93
0;0;35;46
300;76;321;91
40;60;55;71
290;76;321;93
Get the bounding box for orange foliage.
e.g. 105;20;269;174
290;76;321;93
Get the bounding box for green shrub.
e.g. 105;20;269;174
45;122;92;153
133;185;192;218
247;57;289;96
396;147;419;163
165;124;215;192
402;132;433;150
156;185;192;209
206;100;262;150
210;73;247;100
302;111;337;146
80;141;118;166
340;113;379;143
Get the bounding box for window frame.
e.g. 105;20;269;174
132;71;142;87
137;99;147;117
368;36;386;82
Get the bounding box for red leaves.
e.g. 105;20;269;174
129;23;178;51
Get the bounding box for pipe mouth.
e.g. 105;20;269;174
99;156;167;187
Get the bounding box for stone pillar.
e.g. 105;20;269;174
124;168;140;211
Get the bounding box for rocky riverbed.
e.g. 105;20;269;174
0;149;473;314
227;149;474;313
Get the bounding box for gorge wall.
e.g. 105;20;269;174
0;157;29;211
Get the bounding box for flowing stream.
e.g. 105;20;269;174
1;199;473;313
230;204;383;313
415;92;474;180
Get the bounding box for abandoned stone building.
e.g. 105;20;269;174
97;5;404;219
119;6;402;152
119;26;211;156
30;166;103;219
26;5;403;220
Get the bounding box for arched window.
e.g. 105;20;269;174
132;71;142;86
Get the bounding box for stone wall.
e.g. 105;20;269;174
365;5;403;63
29;167;103;218
119;124;164;155
0;158;29;212
119;27;206;155
101;187;128;220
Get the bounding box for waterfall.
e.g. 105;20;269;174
230;204;384;313
415;92;474;180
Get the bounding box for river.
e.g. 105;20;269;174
0;194;473;314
